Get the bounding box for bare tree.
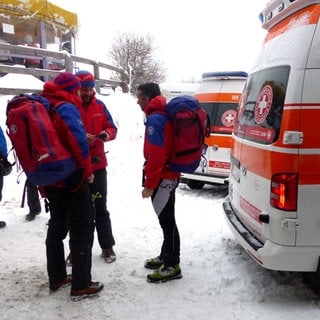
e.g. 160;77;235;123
108;32;166;93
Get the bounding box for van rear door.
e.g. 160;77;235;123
199;101;237;177
194;75;246;178
230;66;296;246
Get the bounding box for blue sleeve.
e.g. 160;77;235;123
97;99;118;136
56;103;89;158
0;126;7;156
145;114;167;146
103;106;118;131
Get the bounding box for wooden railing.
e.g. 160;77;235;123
0;43;128;95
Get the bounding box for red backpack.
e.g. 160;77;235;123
6;94;76;186
166;95;210;173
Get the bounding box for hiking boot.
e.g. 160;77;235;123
144;256;163;269
0;221;6;228
101;248;116;263
25;211;41;221
49;275;72;291
70;281;104;301
66;252;72;267
147;264;182;283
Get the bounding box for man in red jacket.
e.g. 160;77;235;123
137;83;182;283
41;72;103;300
75;70;118;263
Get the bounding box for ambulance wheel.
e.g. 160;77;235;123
187;180;205;189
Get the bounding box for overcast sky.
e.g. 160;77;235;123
51;0;268;82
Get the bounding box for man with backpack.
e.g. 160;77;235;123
74;70;118;263
136;83;182;283
40;72;103;300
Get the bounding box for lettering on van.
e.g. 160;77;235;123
240;196;262;224
254;85;273;124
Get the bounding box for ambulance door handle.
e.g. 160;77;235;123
212;145;218;151
241;164;247;176
283;131;303;145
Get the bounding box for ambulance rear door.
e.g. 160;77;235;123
195;73;247;178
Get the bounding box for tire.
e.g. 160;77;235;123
187;180;205;190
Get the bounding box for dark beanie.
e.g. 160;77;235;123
54;72;81;94
75;70;96;88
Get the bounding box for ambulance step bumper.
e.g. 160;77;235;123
223;197;320;272
222;198;263;251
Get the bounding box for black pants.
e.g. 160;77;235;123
26;179;41;213
45;181;94;290
0;175;3;201
151;179;180;267
90;168;115;249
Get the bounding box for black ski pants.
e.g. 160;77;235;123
90;168;115;249
151;179;180;268
45;181;94;290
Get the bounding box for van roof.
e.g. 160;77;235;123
260;0;320;31
202;71;248;80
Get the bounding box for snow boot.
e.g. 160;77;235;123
147;264;182;283
70;281;104;301
144;256;163;269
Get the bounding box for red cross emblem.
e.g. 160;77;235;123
254;85;273;124
221;110;237;127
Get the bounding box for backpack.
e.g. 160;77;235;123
6;93;77;186
166;95;210;173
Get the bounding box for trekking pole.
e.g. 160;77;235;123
20;179;27;208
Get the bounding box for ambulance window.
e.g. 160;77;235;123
200;102;238;134
234;66;290;144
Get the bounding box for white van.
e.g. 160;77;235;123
160;82;200;102
223;0;320;277
181;71;247;189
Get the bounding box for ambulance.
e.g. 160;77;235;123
180;71;247;189
223;0;320;274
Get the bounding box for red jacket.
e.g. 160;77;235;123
41;82;93;187
143;95;180;189
81;94;117;171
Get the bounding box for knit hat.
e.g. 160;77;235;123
53;72;81;94
75;70;96;88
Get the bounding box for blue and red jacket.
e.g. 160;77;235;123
41;82;93;183
0;126;7;157
143;95;180;190
81;93;117;172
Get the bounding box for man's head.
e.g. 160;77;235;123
75;70;96;104
53;72;81;95
136;83;161;111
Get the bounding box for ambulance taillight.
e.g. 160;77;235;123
270;173;298;211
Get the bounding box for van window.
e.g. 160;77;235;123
234;66;290;144
200;102;238;134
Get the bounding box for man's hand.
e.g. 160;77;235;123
87;174;94;184
86;133;97;144
142;187;154;198
97;131;109;142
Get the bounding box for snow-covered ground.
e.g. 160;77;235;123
1;87;320;320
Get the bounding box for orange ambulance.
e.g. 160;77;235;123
180;71;247;189
223;0;320;275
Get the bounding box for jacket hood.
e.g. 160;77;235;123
41;81;83;110
144;95;166;116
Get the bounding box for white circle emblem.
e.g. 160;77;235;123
147;126;154;135
254;85;273;124
221;110;237;127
